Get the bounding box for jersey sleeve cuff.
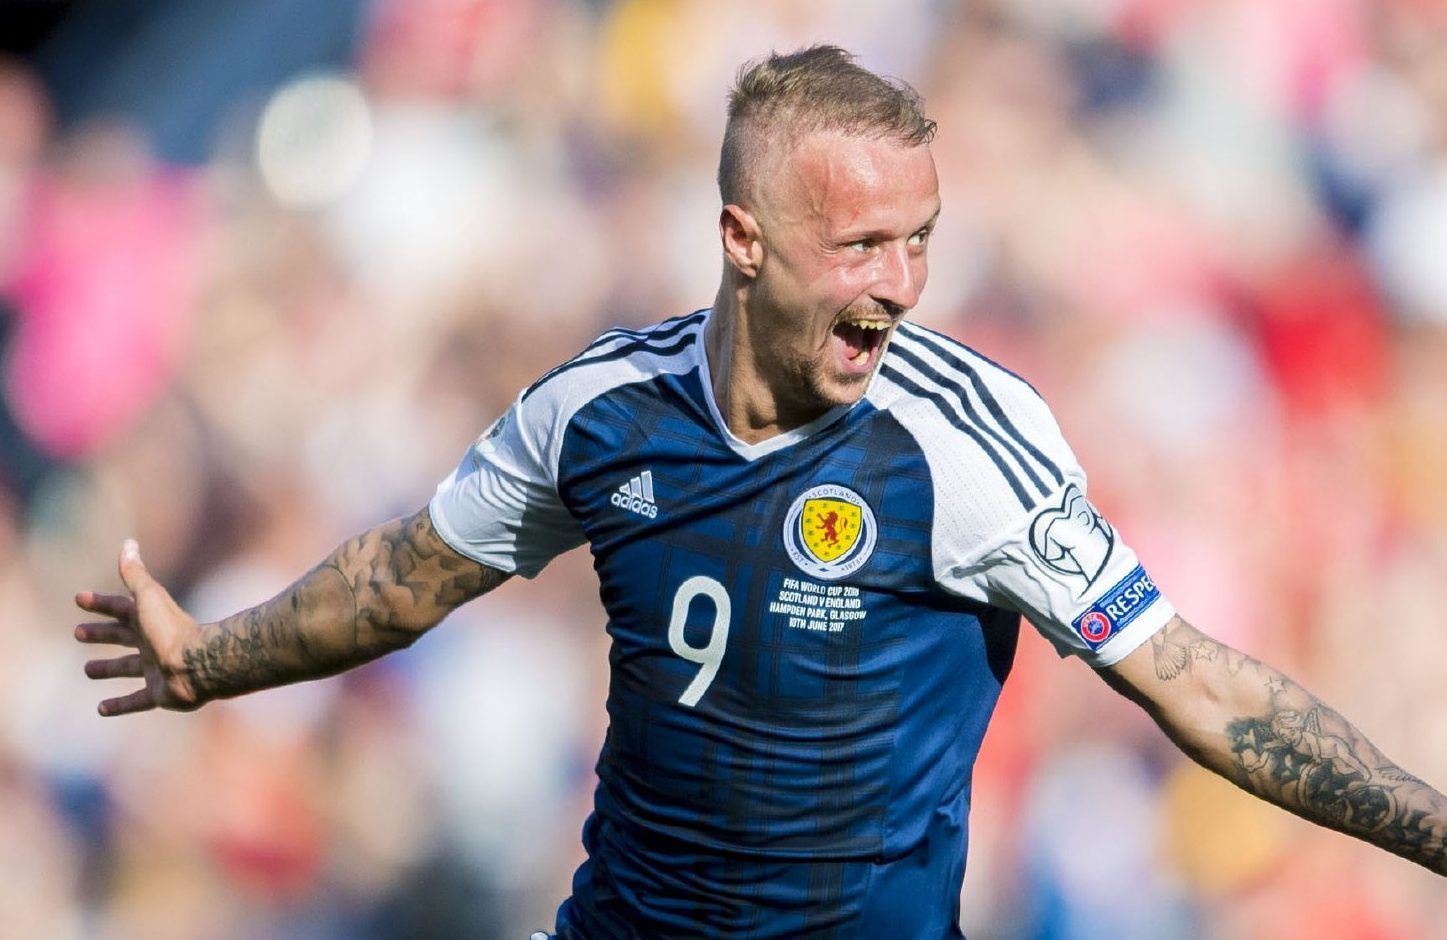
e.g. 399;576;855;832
426;497;524;577
1085;597;1175;669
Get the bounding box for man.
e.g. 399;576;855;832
76;46;1447;937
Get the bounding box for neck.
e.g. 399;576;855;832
705;285;826;445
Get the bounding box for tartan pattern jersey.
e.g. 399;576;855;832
430;311;1173;938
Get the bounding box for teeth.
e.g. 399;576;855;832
842;320;891;331
850;349;869;365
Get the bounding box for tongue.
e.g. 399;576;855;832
836;323;868;360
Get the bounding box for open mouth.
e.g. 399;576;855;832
832;318;893;373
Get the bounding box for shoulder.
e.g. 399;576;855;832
520;309;708;424
874;321;1047;424
889;321;1043;399
869;321;1081;516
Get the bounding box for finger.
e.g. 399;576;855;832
117;540;158;600
75;592;137;620
85;654;143;681
75;622;141;647
99;688;157;717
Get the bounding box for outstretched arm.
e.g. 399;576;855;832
1102;615;1447;876
75;507;509;715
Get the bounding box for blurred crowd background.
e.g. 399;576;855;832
3;0;1447;937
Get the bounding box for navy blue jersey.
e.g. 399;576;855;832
431;311;1173;938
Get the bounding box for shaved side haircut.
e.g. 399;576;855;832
718;45;936;208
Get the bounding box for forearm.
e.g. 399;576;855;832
183;556;383;701
1109;617;1447;876
182;509;503;703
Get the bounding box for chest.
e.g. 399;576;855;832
554;378;969;708
559;378;936;586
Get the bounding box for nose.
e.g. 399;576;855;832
871;242;925;312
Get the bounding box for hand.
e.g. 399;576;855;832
74;540;205;716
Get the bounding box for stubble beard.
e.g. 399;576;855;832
808;296;899;406
777;346;871;418
750;297;891;423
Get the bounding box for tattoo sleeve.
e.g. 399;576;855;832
1106;616;1447;877
181;508;507;702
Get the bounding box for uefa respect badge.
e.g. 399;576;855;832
1070;564;1160;651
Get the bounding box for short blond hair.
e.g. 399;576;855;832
718;45;936;207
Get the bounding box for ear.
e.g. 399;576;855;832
720;204;764;278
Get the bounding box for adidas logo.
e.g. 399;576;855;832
610;470;659;518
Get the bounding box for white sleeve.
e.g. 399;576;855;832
428;392;585;578
874;325;1173;666
901;371;1172;668
964;481;1175;667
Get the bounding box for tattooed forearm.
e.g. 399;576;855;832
1115;617;1447;877
1222;677;1447;875
182;509;507;702
1147;619;1250;681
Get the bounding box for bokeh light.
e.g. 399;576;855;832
256;73;373;209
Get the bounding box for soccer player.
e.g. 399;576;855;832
75;46;1447;937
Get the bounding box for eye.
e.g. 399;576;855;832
846;239;874;252
908;228;932;247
